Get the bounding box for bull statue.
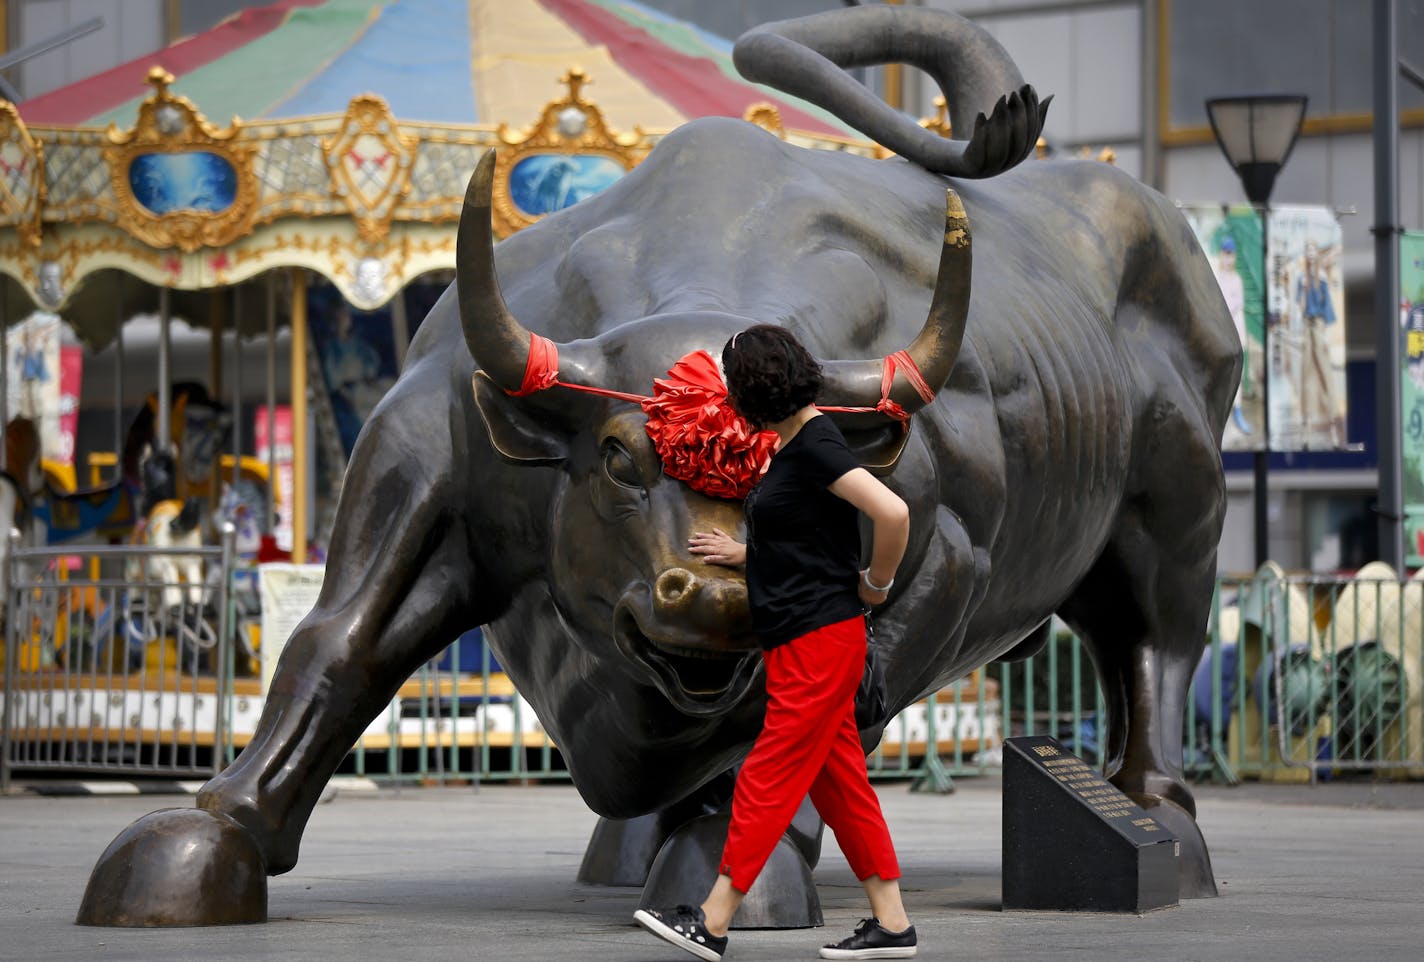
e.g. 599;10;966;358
78;6;1237;926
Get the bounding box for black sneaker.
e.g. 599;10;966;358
819;917;917;959
634;904;729;962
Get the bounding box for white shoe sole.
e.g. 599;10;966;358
819;946;917;960
633;909;724;962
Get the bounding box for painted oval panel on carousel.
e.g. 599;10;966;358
128;151;238;215
508;153;624;217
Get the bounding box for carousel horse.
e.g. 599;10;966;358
0;417;43;619
32;382;228;546
13;385;227;672
119;489;216;667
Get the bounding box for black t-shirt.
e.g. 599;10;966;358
743;415;864;649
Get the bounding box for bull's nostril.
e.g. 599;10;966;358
654;567;697;607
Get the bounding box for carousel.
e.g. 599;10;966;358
0;0;915;782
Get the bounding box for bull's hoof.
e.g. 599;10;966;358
76;808;268;926
578;813;667;886
1125;793;1218;899
639;813;822;929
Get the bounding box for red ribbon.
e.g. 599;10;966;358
503;333;934;499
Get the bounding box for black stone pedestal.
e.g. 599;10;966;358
1002;736;1179;913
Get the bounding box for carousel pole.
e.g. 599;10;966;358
265;275;276;535
232;285;242;491
114;298;125;480
157;286;172;454
289;268;308;564
1;283;8;472
209;289;227;512
391;289;410;370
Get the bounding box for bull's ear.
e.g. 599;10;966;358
472;371;570;465
839;421;913;477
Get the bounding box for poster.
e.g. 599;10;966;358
1400;231;1424;564
258;563;325;693
1267;205;1347;451
1183;203;1347;452
1182;204;1265;451
254;405;294;553
5;311;83;465
306;283;399;456
57;345;82;466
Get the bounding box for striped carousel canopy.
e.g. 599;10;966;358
17;0;853;137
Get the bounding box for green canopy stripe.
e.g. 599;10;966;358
90;0;384;129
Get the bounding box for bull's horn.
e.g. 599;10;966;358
456;150;540;390
820;189;971;416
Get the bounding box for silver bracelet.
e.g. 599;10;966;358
862;569;894;593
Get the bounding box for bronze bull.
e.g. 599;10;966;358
78;7;1237;925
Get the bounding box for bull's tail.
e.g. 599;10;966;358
733;7;1051;178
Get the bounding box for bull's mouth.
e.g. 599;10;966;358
613;603;762;717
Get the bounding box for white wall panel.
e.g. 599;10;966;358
117;0;165;63
1402;129;1424;235
981;13;1076;142
1070;6;1139;142
15;0;163;101
17;0;68;99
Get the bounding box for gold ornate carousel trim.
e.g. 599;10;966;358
102;67;261;253
919;96;953;139
322;95;419;246
490;68;652;236
0;64;884;312
0;101;46;249
741;103;786;138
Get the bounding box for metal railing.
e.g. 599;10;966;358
1194;570;1424;781
1;525;236;789
6;566;1420;789
990;571;1423;784
347;642;567;786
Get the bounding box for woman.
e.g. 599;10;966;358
634;325;918;961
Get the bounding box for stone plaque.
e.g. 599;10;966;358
1002;735;1179;913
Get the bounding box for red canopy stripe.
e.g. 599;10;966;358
535;0;846;137
17;0;326;125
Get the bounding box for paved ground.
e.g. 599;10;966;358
2;775;1423;961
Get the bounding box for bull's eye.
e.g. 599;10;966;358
602;440;643;490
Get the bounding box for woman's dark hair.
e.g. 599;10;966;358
722;324;823;428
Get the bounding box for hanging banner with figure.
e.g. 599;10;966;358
307;283;399;456
1400;231;1424;565
1266;206;1347;451
255;405;294;553
6;311;83;466
57;344;82;465
1181;204;1265;452
1183;203;1346;453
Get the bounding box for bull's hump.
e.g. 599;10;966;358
503;118;926;343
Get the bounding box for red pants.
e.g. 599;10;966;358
720;615;901;893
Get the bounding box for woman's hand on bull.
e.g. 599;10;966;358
688;528;746;568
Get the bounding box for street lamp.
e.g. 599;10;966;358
1206;94;1308;569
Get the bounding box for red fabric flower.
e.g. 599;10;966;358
641;350;777;500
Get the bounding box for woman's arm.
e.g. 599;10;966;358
688;527;746;567
830;467;910;606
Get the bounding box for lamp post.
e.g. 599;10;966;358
1206;94;1308;569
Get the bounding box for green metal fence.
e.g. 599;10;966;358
315;569;1424;787
987;570;1422;785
